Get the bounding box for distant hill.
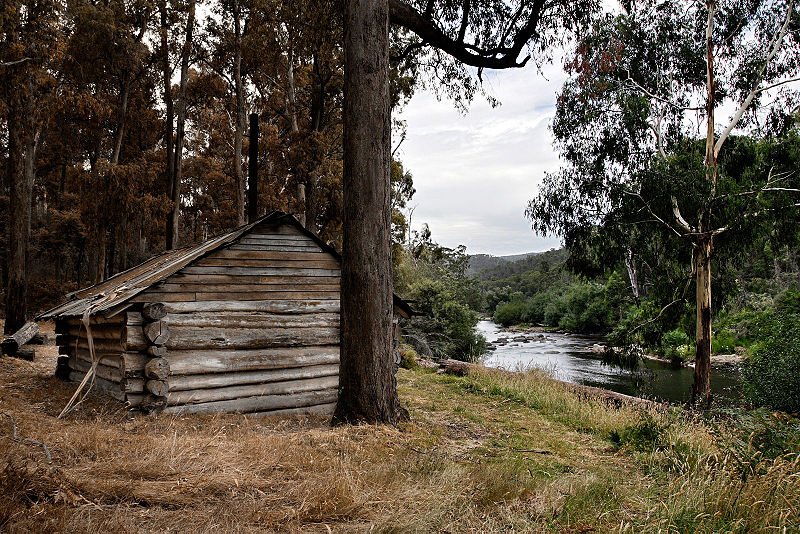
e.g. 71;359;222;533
466;254;509;275
471;248;568;281
466;252;540;276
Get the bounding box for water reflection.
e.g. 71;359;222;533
477;320;742;405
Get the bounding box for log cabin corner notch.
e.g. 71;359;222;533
39;211;417;417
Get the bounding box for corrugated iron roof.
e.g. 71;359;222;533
38;212;328;319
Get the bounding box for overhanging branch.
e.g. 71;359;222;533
389;0;545;69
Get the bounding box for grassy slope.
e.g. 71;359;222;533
0;330;797;532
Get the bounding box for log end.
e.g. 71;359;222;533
144;358;170;380
142;302;167;321
55;356;71;380
145;379;169;397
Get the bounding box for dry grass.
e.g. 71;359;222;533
0;323;797;532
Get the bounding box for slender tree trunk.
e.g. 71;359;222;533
92;232;106;284
303;54;326;233
286;47;299;135
111;79;130;166
624;248;640;300
247;113;259;223
233;0;246;226
691;0;717;407
333;0;405;425
171;0;195;249
161;0;177;249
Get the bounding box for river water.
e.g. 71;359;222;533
477;320;743;405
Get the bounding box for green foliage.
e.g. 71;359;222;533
406;278;486;362
661;328;692;364
395;228;486;363
711;330;737;355
742;312;800;414
493;299;526;327
492;278;613;334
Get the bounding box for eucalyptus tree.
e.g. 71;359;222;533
1;0;61;333
335;0;599;424
527;0;800;405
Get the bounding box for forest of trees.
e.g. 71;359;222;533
0;0;370;331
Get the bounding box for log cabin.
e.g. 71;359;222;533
39;211;417;416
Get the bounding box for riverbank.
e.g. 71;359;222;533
2;347;798;531
477;320;744;405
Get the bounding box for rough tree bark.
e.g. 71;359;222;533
333;0;404;424
170;0;196;249
161;0;176;249
4;85;31;334
334;0;564;425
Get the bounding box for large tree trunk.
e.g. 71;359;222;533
161;0;177;249
171;0;196;249
233;0;246;226
333;0;404;425
692;237;713;406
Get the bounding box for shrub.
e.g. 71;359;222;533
493;300;526;326
661;328;693;364
609;413;667;452
711;329;737;354
405;279;486;362
742;313;800;414
398;344;419;370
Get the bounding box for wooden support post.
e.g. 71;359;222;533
248;112;259;223
55;356;71;380
297;183;306;227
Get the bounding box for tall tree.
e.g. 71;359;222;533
527;0;800;405
335;0;598;423
161;0;177;249
1;0;60;333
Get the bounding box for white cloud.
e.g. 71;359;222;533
396;60;568;256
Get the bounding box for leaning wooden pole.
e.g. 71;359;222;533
247;113;259;223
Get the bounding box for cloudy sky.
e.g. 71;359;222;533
396;59;569;257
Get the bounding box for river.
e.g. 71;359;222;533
477;320;743;405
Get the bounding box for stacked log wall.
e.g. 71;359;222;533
55;312;148;407
132;222;341;416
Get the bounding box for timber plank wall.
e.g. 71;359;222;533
56;221;341;416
